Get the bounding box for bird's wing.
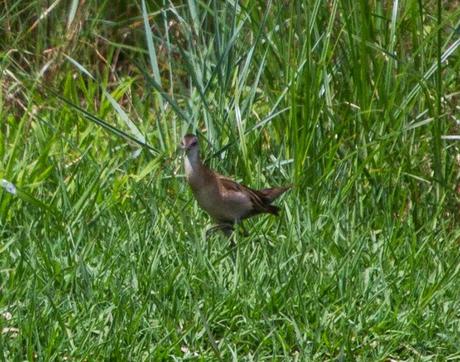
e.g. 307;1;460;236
218;175;278;215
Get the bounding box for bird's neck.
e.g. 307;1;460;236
184;148;204;180
184;148;216;193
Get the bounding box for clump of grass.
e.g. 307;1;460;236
1;0;460;360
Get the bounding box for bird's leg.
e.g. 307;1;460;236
205;223;237;250
205;225;219;238
205;223;234;238
237;222;249;237
223;224;236;248
220;223;235;236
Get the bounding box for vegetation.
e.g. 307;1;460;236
1;0;460;359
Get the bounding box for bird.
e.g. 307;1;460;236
180;134;290;236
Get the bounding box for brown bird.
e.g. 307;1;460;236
180;134;290;236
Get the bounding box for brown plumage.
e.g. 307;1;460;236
180;134;290;235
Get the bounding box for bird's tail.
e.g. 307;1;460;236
258;186;291;203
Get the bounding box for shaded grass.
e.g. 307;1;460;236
1;0;460;360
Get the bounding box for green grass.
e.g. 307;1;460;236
1;0;460;360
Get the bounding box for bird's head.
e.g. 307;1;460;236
180;134;199;153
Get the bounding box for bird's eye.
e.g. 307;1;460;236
191;140;197;147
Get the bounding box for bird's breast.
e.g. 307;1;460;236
184;157;253;222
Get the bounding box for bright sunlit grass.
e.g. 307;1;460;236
1;0;460;360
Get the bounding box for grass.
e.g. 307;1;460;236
1;0;460;360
